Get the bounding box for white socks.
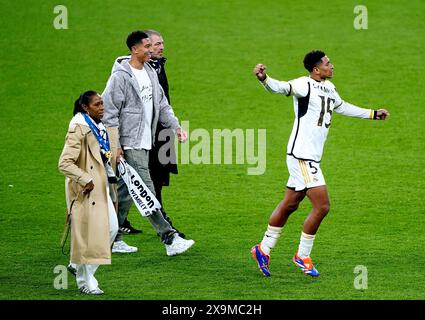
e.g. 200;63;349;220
297;232;316;259
260;225;282;255
259;228;316;258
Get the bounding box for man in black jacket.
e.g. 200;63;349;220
144;29;185;238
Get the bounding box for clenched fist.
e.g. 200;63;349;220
253;64;267;81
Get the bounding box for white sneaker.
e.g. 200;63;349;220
166;234;195;256
80;285;104;295
112;240;138;253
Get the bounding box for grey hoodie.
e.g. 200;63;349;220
102;56;180;149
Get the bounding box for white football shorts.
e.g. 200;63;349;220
286;156;326;191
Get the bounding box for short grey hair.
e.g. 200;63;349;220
143;29;162;38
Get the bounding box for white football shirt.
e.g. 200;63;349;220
262;75;373;162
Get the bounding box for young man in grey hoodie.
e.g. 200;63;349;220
102;30;194;256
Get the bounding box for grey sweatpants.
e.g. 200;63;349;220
115;148;176;244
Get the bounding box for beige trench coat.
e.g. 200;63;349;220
59;123;116;265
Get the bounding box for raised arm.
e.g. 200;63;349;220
334;100;390;120
253;64;310;98
253;63;292;95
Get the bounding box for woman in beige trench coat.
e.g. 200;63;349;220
59;90;118;295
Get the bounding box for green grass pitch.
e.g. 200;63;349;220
0;0;424;300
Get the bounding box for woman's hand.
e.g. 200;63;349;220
83;180;94;194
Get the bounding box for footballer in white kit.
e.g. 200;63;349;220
262;74;375;191
250;50;390;278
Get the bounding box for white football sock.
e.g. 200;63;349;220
297;232;316;259
260;225;282;255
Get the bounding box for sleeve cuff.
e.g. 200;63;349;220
78;174;93;187
285;83;292;97
260;75;268;84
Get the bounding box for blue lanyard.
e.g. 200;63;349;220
82;113;112;159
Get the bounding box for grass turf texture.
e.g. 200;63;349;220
1;0;424;300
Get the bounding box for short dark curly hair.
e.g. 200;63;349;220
126;31;149;51
303;50;326;72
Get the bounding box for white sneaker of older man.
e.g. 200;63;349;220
166;234;195;256
112;240;138;253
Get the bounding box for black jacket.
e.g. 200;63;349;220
148;58;170;103
148;57;178;182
